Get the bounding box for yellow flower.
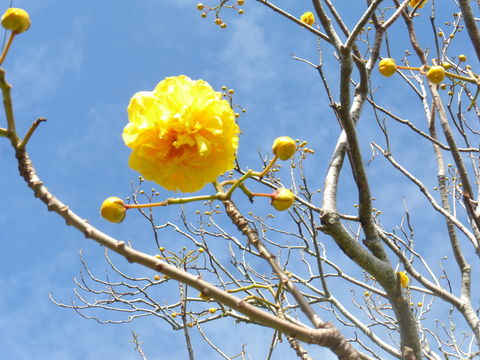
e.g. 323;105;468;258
378;58;397;77
271;188;295;211
1;8;31;34
123;76;240;193
409;0;427;8
458;54;467;62
272;136;297;160
426;66;445;84
398;271;409;288
300;11;315;26
100;197;126;223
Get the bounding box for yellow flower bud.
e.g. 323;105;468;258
300;11;315;26
100;196;126;223
271;188;295;211
208;308;217;314
198;247;205;253
417;302;423;307
398;271;409;288
199;291;211;300
196;3;204;10
458;54;467;62
237;0;244;5
426;66;445;84
154;275;161;281
409;0;427;8
272;136;297;160
442;62;451;70
1;8;31;34
378;58;397;77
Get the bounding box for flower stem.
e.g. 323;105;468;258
396;65;422;71
445;71;478;83
124;193;221;210
224;169;253;198
0;32;15;66
125;201;168;209
252;155;278;178
250;192;275;199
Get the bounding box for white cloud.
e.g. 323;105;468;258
215;10;275;92
6;20;83;106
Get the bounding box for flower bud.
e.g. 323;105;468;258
397;271;409;288
271;188;295;211
1;8;31;34
300;11;315;26
442;62;452;70
426;66;445;84
100;196;126;223
458;54;467;62
378;58;397;77
409;0;426;8
272;136;297;160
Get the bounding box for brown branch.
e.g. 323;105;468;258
222;199;361;359
14;146;362;359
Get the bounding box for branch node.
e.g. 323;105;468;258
83;227;94;238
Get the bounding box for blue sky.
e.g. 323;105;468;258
0;1;477;359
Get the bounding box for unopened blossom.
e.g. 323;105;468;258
378;58;397;77
300;11;315;26
272;136;297;160
1;8;30;34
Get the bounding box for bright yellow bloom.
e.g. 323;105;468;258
426;66;445;84
398;271;409;288
409;0;427;8
100;197;126;223
272;136;297;160
123;76;240;193
378;58;397;77
271;188;295;211
1;8;30;34
300;11;315;26
458;54;467;62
